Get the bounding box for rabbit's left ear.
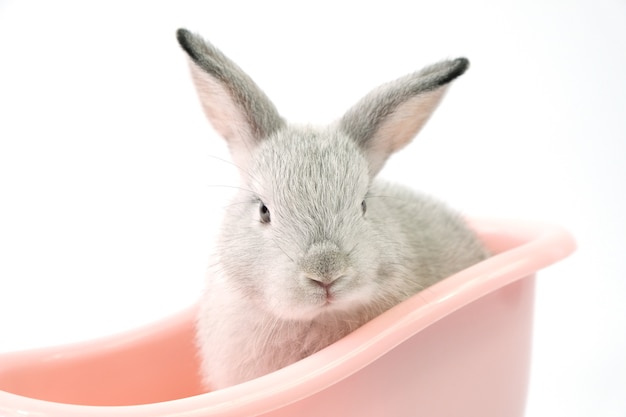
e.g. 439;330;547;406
339;58;469;176
176;29;284;169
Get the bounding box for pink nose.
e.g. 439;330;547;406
306;273;343;286
306;274;344;299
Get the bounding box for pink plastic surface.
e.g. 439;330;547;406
0;218;576;417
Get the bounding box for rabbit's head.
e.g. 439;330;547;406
177;29;468;321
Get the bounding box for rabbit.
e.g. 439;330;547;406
176;28;489;390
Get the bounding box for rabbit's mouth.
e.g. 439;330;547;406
309;285;365;316
309;277;341;303
274;290;346;321
267;273;368;321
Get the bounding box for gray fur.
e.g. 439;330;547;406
176;29;284;144
177;29;488;390
340;58;469;150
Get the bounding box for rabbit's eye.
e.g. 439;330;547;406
259;202;271;224
361;200;367;215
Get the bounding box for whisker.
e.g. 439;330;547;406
219;198;255;207
205;184;266;200
364;194;412;203
206;154;262;189
205;183;251;192
271;236;295;263
347;242;360;257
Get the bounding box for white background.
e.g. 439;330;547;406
0;1;625;416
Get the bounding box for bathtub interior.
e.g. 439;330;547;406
0;306;204;406
0;219;575;414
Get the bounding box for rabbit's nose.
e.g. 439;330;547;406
305;273;346;301
300;241;351;283
305;273;344;287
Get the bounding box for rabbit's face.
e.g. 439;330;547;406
176;29;470;322
219;127;383;321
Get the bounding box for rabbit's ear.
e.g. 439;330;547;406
339;58;469;176
177;29;284;168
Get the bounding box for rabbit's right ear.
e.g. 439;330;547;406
176;29;284;168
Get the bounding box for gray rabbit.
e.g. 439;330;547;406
176;29;489;390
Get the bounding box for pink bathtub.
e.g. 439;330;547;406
0;218;575;417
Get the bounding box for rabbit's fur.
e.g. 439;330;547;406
177;29;489;390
